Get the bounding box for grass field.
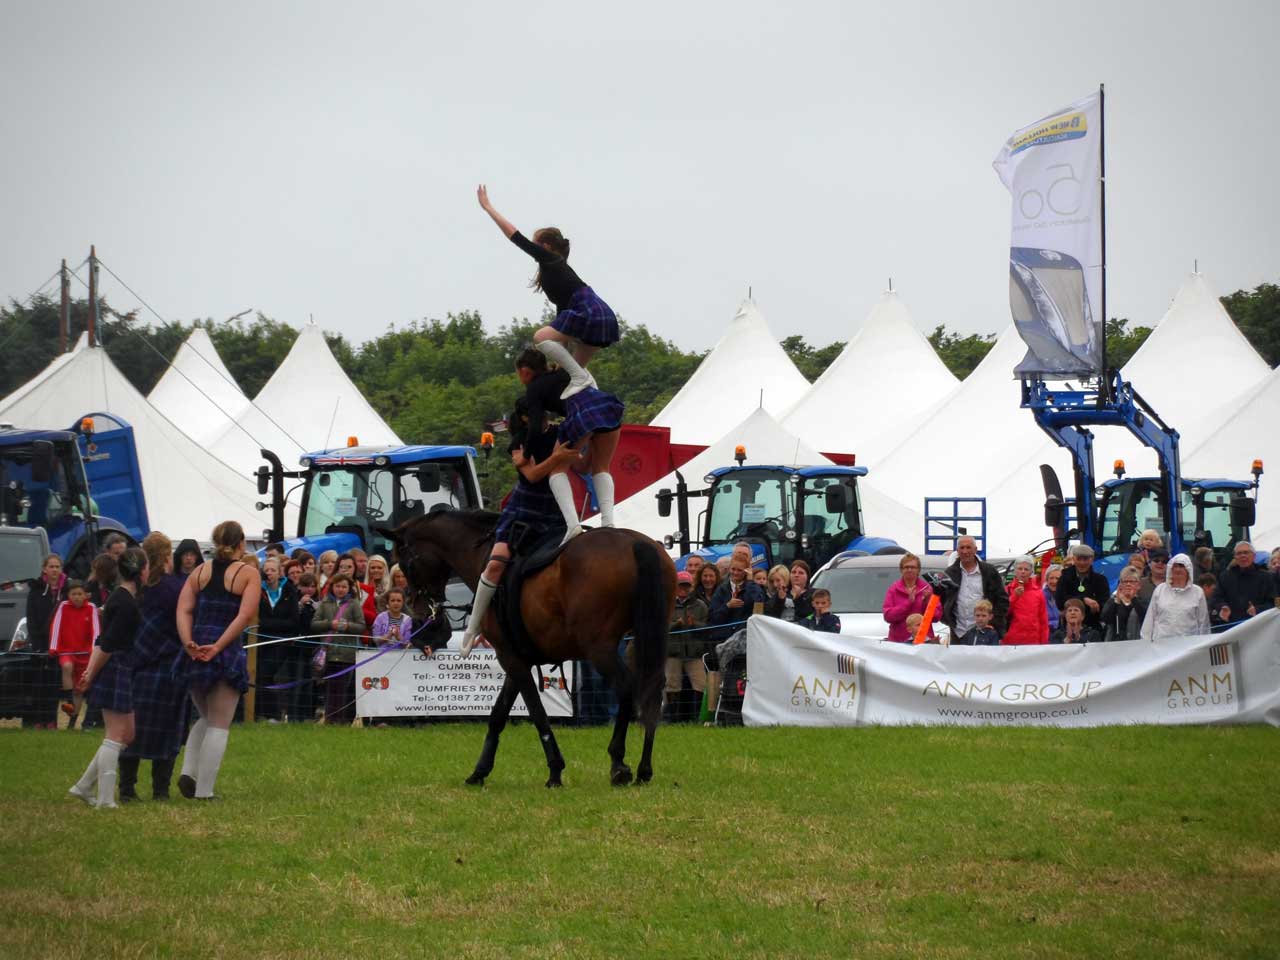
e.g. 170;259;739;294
1;722;1278;959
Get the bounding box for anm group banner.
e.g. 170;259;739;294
743;611;1280;727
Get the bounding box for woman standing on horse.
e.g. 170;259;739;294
477;185;619;399
516;346;624;543
460;397;577;656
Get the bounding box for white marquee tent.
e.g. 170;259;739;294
781;290;958;464
1184;365;1280;549
147;327;250;446
0;339;273;539
649;300;810;446
614;406;924;553
207;323;401;473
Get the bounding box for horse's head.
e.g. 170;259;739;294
378;508;498;650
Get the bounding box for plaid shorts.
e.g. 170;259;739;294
551;286;619;347
558;387;624;446
87;655;133;714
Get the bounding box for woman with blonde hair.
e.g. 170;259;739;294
317;550;338;590
763;565;797;621
175;521;260;800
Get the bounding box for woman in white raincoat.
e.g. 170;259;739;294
1140;553;1211;641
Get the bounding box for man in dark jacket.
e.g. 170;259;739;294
1210;542;1276;624
709;560;766;640
942;536;1009;639
1055;544;1111;630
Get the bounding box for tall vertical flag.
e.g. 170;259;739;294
993;93;1103;378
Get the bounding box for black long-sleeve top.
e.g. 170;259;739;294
525;368;571;437
510;231;587;313
96;587;141;654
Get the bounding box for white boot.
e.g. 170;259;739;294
196;727;229;799
536;340;596;399
593;472;616;527
94;739;124;809
461;576;497;658
549;473;585;544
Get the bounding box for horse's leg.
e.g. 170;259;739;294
591;645;635;786
465;674;520;787
511;669;567;788
634;679;662;785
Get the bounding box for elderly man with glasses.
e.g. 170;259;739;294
1054;543;1111;630
1209;542;1276;625
1137;547;1170;605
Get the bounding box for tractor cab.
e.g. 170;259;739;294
659;458;901;571
258;442;484;559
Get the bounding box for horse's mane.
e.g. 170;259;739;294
412;506;500;535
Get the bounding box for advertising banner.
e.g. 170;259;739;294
355;647;575;719
742;611;1280;727
993;92;1104;378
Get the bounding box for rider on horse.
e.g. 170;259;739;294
460;396;577;656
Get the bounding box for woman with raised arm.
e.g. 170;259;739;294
477;185;619;399
175;521;260;800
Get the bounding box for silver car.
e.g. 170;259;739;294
810;553;955;640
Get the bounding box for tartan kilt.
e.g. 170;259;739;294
558;388;624;447
87;655;133;714
495;484;561;545
181;641;250;695
122;662;187;760
550;286;619;347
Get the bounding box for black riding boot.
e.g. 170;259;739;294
151;757;175;800
117;756;141;802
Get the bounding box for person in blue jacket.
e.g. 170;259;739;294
709;559;766;640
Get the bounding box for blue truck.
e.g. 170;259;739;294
256;441;485;559
0;413;148;576
656;458;904;572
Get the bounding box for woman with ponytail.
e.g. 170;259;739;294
175;521;260;800
69;547;148;808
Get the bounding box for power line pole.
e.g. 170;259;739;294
59;259;70;353
87;245;99;346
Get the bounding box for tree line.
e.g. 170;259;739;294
1;283;1276;453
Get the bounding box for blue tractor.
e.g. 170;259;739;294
656;455;903;572
1028;373;1262;585
0;413;148;576
256;441;485;559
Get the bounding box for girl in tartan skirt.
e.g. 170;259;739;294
175;522;260;800
117;533;188;801
460;396;578;656
477;185;620;399
515;346;623;546
69;548;148;809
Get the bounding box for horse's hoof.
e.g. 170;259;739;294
545;778;563;789
464;774;486;787
611;766;633;787
635;770;653;785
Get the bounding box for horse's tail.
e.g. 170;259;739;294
630;539;670;715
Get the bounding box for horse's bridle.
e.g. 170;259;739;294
394;530;472;647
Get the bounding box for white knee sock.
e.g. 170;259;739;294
72;748;100;795
462;576;497;656
180;718;208;781
548;473;582;537
196;727;229;798
536;340;595;397
95;739;124;808
592;473;615;527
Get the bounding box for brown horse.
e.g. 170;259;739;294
384;510;676;787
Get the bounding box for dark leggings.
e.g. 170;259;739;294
323;669;355;724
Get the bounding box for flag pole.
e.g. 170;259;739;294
1098;82;1108;402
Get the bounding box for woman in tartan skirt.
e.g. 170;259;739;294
175;522;260;800
68;547;148;809
515;346;623;546
460;396;579;656
117;532;188;801
477;185;619;400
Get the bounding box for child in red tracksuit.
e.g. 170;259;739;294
48;580;100;722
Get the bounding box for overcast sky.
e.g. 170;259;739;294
2;0;1276;356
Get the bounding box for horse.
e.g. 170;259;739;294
383;509;676;787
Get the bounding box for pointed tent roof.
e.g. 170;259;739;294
614;407;923;551
208;323;401;472
781;290;958;463
1184;365;1280;549
648;299;810;445
0;332;88;412
147;327;250;446
0;341;278;540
